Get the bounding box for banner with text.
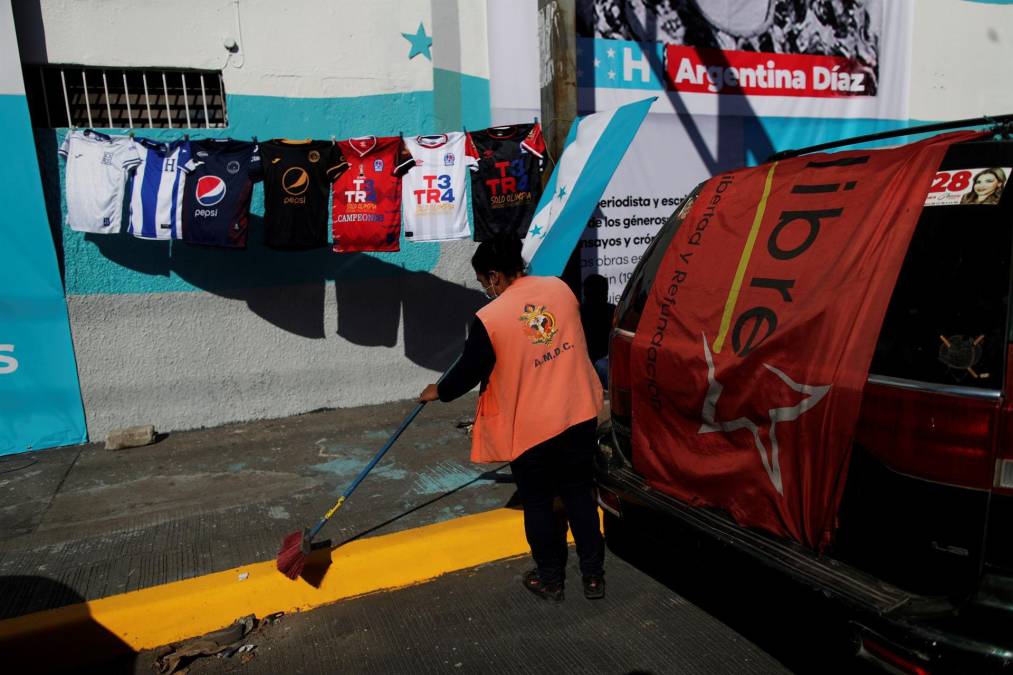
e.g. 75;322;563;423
576;0;912;119
629;131;980;548
0;22;87;455
573;0;913;300
577;112;748;302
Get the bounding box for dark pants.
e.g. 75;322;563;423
510;418;604;584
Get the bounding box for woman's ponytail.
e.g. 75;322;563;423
471;231;526;277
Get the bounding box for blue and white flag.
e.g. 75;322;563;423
523;97;655;276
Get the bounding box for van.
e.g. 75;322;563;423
596;119;1013;673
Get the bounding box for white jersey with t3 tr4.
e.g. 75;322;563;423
401;132;478;241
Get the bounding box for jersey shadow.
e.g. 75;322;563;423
83;230;172;278
79;212;486;369
332;253;487;372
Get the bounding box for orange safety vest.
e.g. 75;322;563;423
470;275;604;463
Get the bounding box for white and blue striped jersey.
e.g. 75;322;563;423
127;138;192;240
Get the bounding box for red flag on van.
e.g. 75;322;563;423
630;131;982;549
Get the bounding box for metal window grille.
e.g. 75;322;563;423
22;65;227;129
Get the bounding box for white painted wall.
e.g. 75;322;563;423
487;0;539;119
15;0;488;99
434;0;489;76
909;0;1013;120
0;1;25;94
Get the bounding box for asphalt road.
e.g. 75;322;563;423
128;551;792;675
117;507;886;675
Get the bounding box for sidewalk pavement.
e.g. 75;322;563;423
0;393;522;619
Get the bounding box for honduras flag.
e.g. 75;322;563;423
523;97;655;276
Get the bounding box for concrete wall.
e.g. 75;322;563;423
13;0;492;439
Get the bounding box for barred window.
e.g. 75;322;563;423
22;65;228;129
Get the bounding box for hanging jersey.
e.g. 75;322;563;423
401;132;478;242
331;136;414;252
59;129;140;234
469;123;545;241
257;140;348;250
181;139;261;248
127;138;192;240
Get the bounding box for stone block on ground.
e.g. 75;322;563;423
105;425;157;450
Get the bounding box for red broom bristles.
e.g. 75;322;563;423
276;530;306;580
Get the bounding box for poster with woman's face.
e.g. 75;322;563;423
924;167;1010;206
579;0;884;97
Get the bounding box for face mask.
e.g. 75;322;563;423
481;274;499;300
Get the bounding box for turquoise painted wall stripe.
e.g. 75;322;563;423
0;94;87;454
54;76;491;296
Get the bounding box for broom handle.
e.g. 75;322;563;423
307;358;460;542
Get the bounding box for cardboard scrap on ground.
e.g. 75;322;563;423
152;613;283;674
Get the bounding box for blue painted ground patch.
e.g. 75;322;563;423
412;460;486;495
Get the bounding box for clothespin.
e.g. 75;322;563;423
331;134;336;145
184;133;190;141
252;135;258;144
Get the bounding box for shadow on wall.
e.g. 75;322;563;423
34;131;65;282
0;575;136;672
81;223;486;372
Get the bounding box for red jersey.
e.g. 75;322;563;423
332;136;414;252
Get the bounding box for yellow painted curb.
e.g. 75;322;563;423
0;507;530;666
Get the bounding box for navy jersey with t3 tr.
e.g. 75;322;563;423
182;139;261;248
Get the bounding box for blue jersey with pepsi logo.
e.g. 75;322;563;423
181;139;261;248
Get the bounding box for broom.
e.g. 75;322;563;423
277;364;455;579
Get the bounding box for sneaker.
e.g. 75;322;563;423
582;574;605;599
522;569;564;602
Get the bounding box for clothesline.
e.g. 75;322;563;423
59;121;546;253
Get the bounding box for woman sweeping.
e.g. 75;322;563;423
418;234;606;601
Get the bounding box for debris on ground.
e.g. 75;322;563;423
152;613;280;673
455;417;474;437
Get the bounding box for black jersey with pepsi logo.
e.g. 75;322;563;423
469;122;546;241
181;139;260;248
257;140;348;250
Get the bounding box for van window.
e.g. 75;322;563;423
870;146;1011;389
615;184;703;331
